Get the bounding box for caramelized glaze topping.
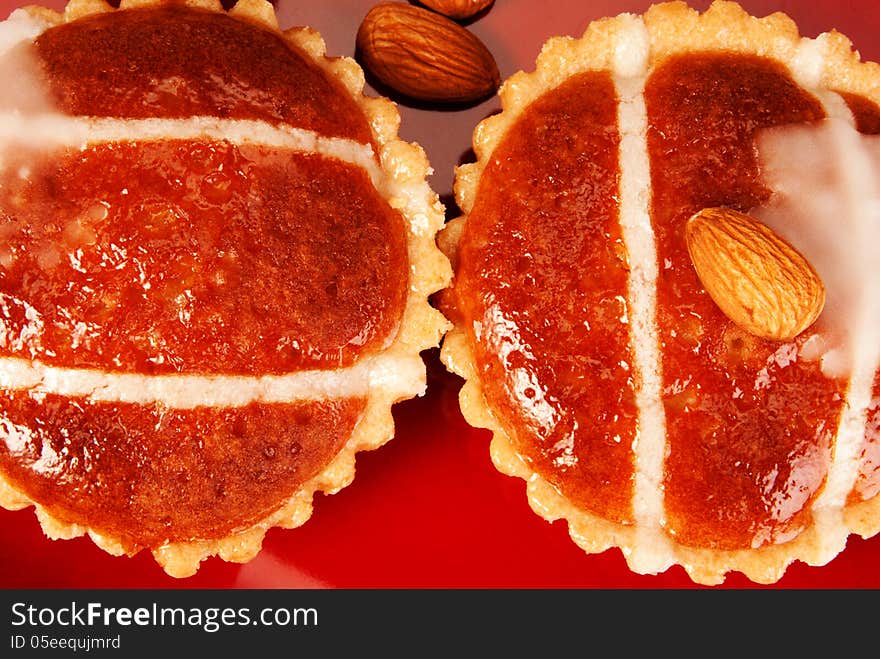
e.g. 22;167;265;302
0;141;407;374
645;53;843;549
842;92;880;503
0;4;424;562
839;92;880;136
0;391;365;547
457;71;637;523
34;7;374;145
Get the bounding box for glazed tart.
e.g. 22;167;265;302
0;0;450;577
441;0;880;584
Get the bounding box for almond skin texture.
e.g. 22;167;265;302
356;2;501;103
685;207;826;341
420;0;495;20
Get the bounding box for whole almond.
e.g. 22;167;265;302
420;0;495;20
685;207;825;341
356;2;501;103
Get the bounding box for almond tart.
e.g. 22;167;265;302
0;0;450;577
440;0;880;585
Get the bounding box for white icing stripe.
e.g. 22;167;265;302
0;12;433;415
0;112;439;240
0;353;425;408
613;16;675;574
772;37;871;516
811;124;880;511
798;38;861;519
817;90;856;125
0;114;384;187
796;40;863;518
0;10;417;206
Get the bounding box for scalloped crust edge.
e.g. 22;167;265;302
440;0;880;586
0;0;451;578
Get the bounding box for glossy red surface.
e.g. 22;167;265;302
0;142;405;373
0;0;879;589
36;6;374;142
456;71;638;524
645;54;842;549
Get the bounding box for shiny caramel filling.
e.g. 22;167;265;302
0;4;417;557
34;6;374;145
0;391;365;548
456;71;637;524
840;94;880;504
0;141;407;374
645;53;843;549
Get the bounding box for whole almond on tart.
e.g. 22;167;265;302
439;0;880;586
0;0;451;578
356;2;501;103
684;207;826;341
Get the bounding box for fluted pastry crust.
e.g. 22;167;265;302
441;0;880;585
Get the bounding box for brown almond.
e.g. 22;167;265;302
684;207;825;341
356;2;501;103
420;0;495;20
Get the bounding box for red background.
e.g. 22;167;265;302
0;0;878;589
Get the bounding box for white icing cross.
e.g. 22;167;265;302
0;9;431;408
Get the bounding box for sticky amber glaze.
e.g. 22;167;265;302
646;53;845;549
839;92;880;136
34;6;374;145
0;141;407;374
0;391;364;547
456;72;636;523
842;93;880;503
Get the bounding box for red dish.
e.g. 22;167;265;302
0;0;878;589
